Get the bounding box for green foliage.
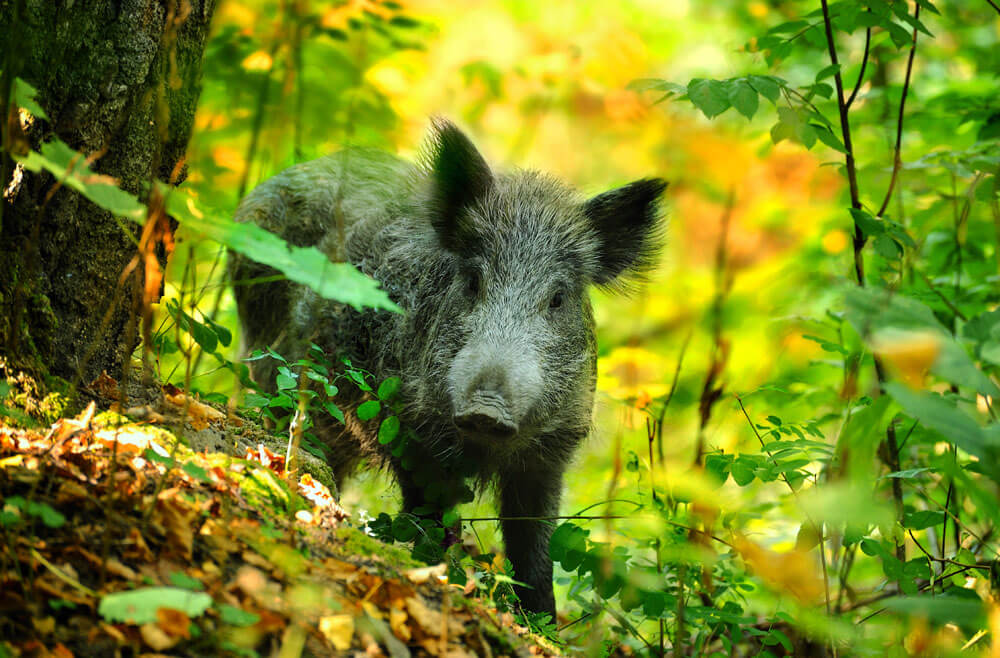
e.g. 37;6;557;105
1;496;66;528
98;587;213;625
163;189;399;312
593;1;1000;653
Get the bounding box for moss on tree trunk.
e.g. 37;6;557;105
0;0;215;384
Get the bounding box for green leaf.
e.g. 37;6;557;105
881;468;932;479
323;401;345;424
169;571;205;591
687;78;730;119
704;452;732;485
844;288;1000;397
731;458;756;486
356;400;381;421
182;462;211;483
550;522;589;570
884;383;1000;482
727;79;759;120
99;587;212;624
815;64;841;82
189;319;218;354
813;125;847;153
770;119;797;145
903;510;945;530
218;603;260;627
860;538;884;556
849;208;883;238
276;373;297;390
391;515;419;542
377;377;402;401
748;75;781;103
883;596;985;630
164;188;400;313
388;15;419;28
627;79;686;96
886;22;913;48
442;509;460;527
204;317;233;348
378;415;400;444
835;396;893;488
14;77;48;119
17;139;146;221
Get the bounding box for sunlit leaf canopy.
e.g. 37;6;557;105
145;0;1000;653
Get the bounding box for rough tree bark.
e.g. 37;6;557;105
0;0;215;385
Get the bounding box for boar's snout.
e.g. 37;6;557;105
454;389;518;439
450;345;541;442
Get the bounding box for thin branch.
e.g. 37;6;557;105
986;0;1000;16
908;529;990;572
916;269;968;322
819;0;863;283
655;328;692;462
844;27;871;111
852;565;980;623
876;4;921;218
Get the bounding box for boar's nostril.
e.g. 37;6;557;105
454;396;518;439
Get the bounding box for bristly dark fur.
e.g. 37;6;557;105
424;117;494;253
584;177;669;294
229;119;668;617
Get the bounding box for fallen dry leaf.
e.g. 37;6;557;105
405;563;448;585
140;622;179;651
89;371;121;402
154;488;198;559
319;614;355;650
156;608;191;639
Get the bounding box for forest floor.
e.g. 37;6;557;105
0;371;557;657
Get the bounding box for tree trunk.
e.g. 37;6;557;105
0;0;215;385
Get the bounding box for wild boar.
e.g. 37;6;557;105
230;119;667;616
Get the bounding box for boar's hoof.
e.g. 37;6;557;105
454;394;518;439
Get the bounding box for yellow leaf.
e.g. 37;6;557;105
733;534;823;603
872;329;941;389
319;614;354;650
821;229;849;254
389;606;410;641
241;50;273;72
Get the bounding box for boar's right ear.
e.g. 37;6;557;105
583;178;668;289
426;118;493;251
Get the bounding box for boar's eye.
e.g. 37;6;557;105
549;291;564;309
466;270;481;297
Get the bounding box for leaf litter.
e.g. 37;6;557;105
0;384;555;657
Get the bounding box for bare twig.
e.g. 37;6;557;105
916;270;968;322
819;0;863;282
875;4;921;218
844;27;871;111
694;190;734;466
908;529;989;572
655;329;692;462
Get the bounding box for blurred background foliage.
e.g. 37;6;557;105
151;0;1000;653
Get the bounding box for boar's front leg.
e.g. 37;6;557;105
499;468;563;618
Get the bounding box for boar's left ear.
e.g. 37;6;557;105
583;178;668;288
426;118;494;252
